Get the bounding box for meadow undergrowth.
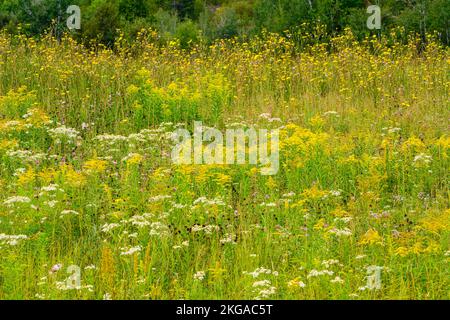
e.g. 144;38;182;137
0;28;449;299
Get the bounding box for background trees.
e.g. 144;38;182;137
0;0;448;45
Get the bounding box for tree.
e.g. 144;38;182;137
254;0;312;33
83;0;120;46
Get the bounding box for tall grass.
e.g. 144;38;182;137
0;28;448;299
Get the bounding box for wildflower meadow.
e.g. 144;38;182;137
0;26;449;300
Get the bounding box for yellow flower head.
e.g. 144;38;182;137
359;228;383;245
126;84;140;96
126;153;144;165
83;159;108;174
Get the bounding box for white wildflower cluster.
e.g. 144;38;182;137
242;253;279;299
126;232;138;239
321;259;343;268
120;245;142;256
329;190;342;197
149;195;172;203
94;134;128;151
258;113;282;123
55;281;93;292
382;127;401;135
170;202;188;210
333;216;353;224
94;128;167;155
274;225;292;238
81;122;94;130
44;200;58;208
193;271;206;281
191;224;220;234
253;279;271;287
40;184;63;194
330;276;345;284
327;227;352;237
219;233;236;244
2;120;22;129
101;223;121;233
149;221;170;237
225;122;248;129
136;276;146;284
55;281;73;290
60;210;79;217
255;287;276;299
259;202;277;207
281;191;295;198
48;125;80;143
128;129;160;145
173;240;189;250
147;126;172;135
3;196;31;207
22;109;52;124
366;265;390;273
243;267;279;278
252;279;277;300
127;133;150;144
0;233;28;246
323;111;339;117
193;196;226;207
6;150;46;162
307;269;334;278
128;214;152;228
13;167;26;176
413;153;432;166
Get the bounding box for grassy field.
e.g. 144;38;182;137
0;28;449;300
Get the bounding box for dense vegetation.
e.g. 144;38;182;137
0;0;448;301
0;29;449;299
0;0;449;46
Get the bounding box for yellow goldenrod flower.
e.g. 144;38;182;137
83;159;108;174
359;228;383;245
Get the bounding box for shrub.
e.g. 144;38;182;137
174;19;201;48
211;6;240;39
83;0;121;46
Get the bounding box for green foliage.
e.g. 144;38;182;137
174;19;201;48
154;8;178;35
82;0;120;46
119;0;153;20
0;0;74;35
172;0;196;20
210;6;240;38
428;0;450;44
254;0;312;33
0;0;448;45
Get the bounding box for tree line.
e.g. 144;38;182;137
0;0;448;46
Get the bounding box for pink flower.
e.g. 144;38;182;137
50;264;62;273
